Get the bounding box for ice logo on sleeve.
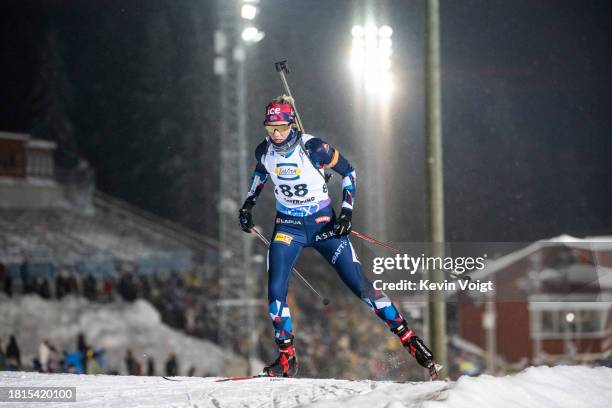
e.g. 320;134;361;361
275;163;301;180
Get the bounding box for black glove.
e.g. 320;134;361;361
238;202;254;233
333;208;353;236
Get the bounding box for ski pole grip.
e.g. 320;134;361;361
275;60;289;73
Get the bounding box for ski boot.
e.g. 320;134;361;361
263;336;298;377
392;321;440;380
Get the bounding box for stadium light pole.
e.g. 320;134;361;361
425;0;448;372
215;0;264;376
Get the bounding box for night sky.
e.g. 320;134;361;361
1;0;611;242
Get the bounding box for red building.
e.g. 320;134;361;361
458;237;612;371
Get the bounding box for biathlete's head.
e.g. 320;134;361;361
264;95;300;154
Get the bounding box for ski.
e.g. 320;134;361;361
161;374;288;382
215;374;288;382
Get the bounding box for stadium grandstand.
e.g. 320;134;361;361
0;131;219;265
0;130;221;329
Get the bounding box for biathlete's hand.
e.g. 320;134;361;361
239;202;254;233
334;208;353;236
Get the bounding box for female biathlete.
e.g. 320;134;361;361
239;95;438;379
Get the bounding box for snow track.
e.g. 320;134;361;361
2;365;612;408
0;372;449;408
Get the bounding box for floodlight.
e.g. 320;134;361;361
241;27;265;42
378;25;393;38
241;4;257;20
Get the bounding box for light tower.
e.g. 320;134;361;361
215;0;264;373
350;23;393;241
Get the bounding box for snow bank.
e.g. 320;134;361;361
1;365;611;408
305;365;612;408
0;295;241;376
424;365;612;408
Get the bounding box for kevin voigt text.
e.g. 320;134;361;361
373;279;494;293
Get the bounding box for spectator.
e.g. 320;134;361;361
63;352;84;374
0;263;7;296
139;275;151;299
133;361;143;376
146;357;156;376
187;365;196;377
102;276;114;302
86;347;103;375
0;337;5;370
55;270;67;299
3;267;12;297
66;272;79;294
32;358;42;372
39;278;51;299
83;275;98;301
125;349;139;375
38;338;56;372
5;335;21;371
165;353;178;377
77;332;88;373
118;273;137;302
20;261;33;294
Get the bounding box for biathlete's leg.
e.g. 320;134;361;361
267;230;304;340
313;235;405;329
313;234;437;374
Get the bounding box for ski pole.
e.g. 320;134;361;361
350;230;471;282
351;230;402;253
251;227;331;305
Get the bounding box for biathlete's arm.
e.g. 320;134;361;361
243;141;270;209
305;138;356;212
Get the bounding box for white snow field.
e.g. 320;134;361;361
1;365;611;408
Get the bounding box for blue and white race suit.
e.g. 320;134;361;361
245;130;404;340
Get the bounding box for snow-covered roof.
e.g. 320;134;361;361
469;235;612;282
0;130;30;141
26;139;57;150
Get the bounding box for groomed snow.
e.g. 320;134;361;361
1;365;611;407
